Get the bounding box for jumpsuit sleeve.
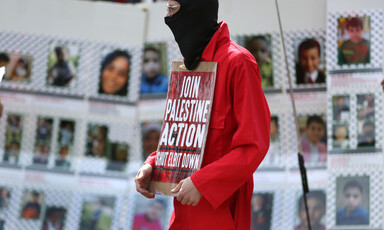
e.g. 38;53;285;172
190;59;270;209
143;151;157;166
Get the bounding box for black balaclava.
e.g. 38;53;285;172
165;0;219;70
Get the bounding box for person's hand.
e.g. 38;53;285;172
171;177;202;206
135;163;155;198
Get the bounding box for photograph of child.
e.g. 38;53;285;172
20;190;44;220
132;195;169;230
33;117;53;165
106;142;129;172
251;193;273;230
79;195;115;230
86;124;109;158
142;122;161;160
298;115;327;163
336;176;369;226
3;114;23;164
332;95;350;122
0;52;32;83
337;17;370;65
263;117;280;167
295;38;325;85
0;187;11;209
141;43;169;95
42;206;66;230
357;94;375;148
47;44;79;87
98;50;131;97
294;190;326;230
56;120;75;164
244;35;274;88
333;124;349;149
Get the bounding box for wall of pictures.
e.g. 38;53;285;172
0;0;383;229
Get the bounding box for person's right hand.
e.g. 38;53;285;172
135;163;155;198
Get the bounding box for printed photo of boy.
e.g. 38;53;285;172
295;38;325;85
33;117;53;165
336;177;369;226
244;35;274;88
20;190;44;220
338;17;370;65
141;122;161;161
332;124;349;150
86;124;109;158
0;52;32;83
251;193;273;230
42;206;66;230
294;190;326;230
132;195;170;230
3;114;23;164
357;94;375;148
141;43;169;95
298;115;327;163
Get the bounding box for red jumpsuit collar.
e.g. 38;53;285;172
201;21;230;62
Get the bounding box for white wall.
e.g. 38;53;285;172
0;0;146;45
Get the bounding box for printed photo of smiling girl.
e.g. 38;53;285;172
98;50;131;97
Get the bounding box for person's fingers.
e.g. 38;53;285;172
135;170;144;181
192;200;198;206
136;185;155;198
171;181;183;194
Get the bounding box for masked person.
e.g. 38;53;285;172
135;1;270;229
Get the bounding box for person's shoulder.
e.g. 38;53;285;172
356;206;369;215
221;40;257;67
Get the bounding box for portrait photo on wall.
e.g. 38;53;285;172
55;120;75;169
3;113;23;165
357;94;375;149
141;121;161;161
239;34;274;89
106;142;129;172
294;38;326;86
332;95;350;151
251;192;273;230
132;194;170;230
46;43;79;88
141;42;169;96
0;52;33;83
337;16;371;66
33;117;54;166
294;190;326;230
85;124;110;158
98;48;131;97
297;114;327;165
261;116;282;168
336;176;370;226
20;190;44;220
79;195;115;230
42;206;67;230
0;187;11;210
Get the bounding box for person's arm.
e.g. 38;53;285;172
189;59;270;209
135;151;157;198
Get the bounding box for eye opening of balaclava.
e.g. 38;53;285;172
165;0;219;70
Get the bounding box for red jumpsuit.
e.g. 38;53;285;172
145;21;270;230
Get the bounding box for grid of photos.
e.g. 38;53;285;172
335;176;369;226
251;192;273;230
0;52;33;83
56;119;76;169
33;117;54;166
3;113;23;165
140;42;169;97
79;195;115;230
331;95;350;152
298;114;327;166
47;43;80;89
132;194;170;230
293;190;326;230
85;123;129;172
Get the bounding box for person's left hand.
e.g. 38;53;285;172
171;177;202;206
